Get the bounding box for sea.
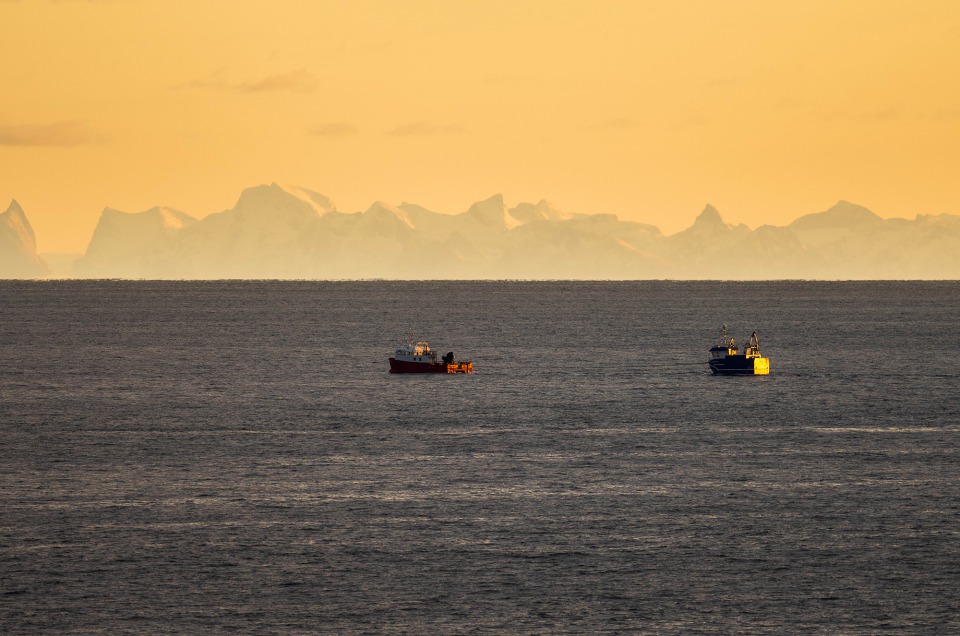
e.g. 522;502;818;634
1;280;958;634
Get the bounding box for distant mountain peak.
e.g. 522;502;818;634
3;199;26;217
465;193;520;229
790;200;882;231
277;183;337;214
693;204;727;228
364;201;415;229
0;198;46;276
2;199;36;241
99;206;195;228
234;182;336;218
663;203;739;241
510;199;569;223
471;193;505;209
826;200;877;216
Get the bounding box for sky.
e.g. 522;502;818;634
2;0;960;254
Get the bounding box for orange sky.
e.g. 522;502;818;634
2;0;960;253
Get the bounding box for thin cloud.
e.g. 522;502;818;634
177;68;316;93
309;123;359;138
174;70;232;91
0;120;104;147
386;122;465;136
239;68;316;93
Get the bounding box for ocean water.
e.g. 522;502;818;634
1;280;959;634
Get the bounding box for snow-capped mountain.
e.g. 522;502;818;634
1;200;47;277
74;206;196;277
6;185;960;279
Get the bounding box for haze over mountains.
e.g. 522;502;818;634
1;200;48;278
3;184;960;279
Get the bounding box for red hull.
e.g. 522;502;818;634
389;358;473;374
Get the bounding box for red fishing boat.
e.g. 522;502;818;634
389;340;473;374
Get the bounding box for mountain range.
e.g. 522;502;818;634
3;184;960;279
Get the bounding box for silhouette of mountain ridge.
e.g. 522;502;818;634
6;190;960;279
1;199;48;277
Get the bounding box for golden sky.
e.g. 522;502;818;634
3;0;960;253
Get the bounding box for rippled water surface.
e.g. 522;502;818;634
2;281;959;633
